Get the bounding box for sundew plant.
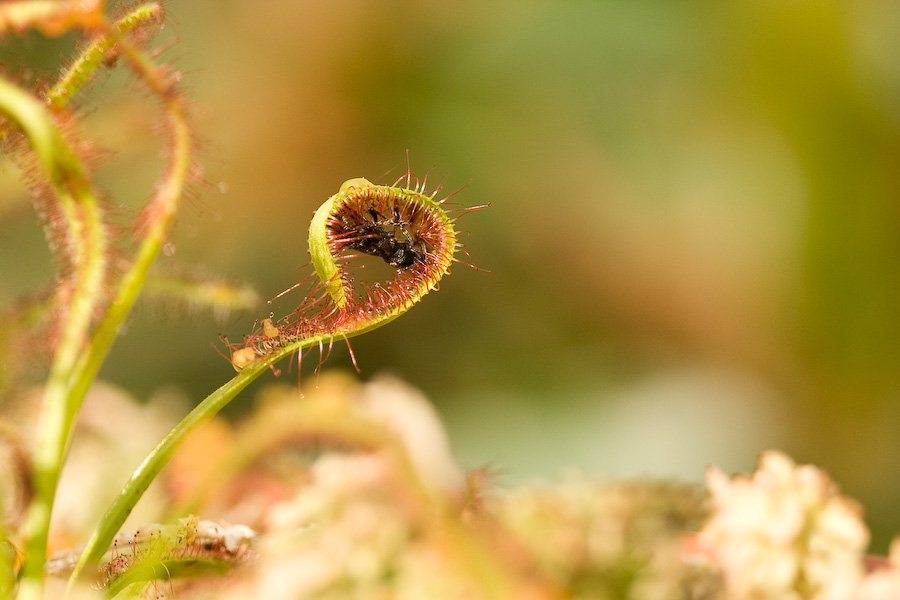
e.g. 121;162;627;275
4;3;900;600
0;1;477;596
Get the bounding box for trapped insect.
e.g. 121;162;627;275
344;206;427;269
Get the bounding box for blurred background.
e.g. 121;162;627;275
2;1;900;550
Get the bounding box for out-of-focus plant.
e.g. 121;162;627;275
6;2;900;600
0;1;474;596
1;2;199;597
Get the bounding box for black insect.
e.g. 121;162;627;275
345;206;427;269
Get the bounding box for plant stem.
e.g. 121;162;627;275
67;342;296;589
65;22;194;472
66;173;470;590
4;11;182;596
46;3;163;109
0;76;106;600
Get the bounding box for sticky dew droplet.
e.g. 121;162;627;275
262;318;279;339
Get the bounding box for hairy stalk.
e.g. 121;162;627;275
69;327;397;586
3;9;185;597
0;77;107;600
69;175;472;589
143;270;262;320
66;27;194;460
0;5;159;141
68;343;293;588
62;30;193;591
46;3;163;109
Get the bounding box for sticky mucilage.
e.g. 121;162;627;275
228;171;482;373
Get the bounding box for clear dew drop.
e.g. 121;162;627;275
162;242;176;257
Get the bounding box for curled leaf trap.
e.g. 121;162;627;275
229;172;482;371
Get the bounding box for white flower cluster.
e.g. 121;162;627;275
699;451;870;600
854;540;900;599
221;453;416;600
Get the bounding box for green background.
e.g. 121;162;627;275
2;1;900;550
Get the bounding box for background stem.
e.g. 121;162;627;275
67;343;299;588
0;76;107;600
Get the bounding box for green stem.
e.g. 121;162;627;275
66;26;194;468
62;30;194;593
5;11;183;597
0;77;107;600
0;5;160;141
68;176;468;590
67;340;299;588
46;3;162;109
